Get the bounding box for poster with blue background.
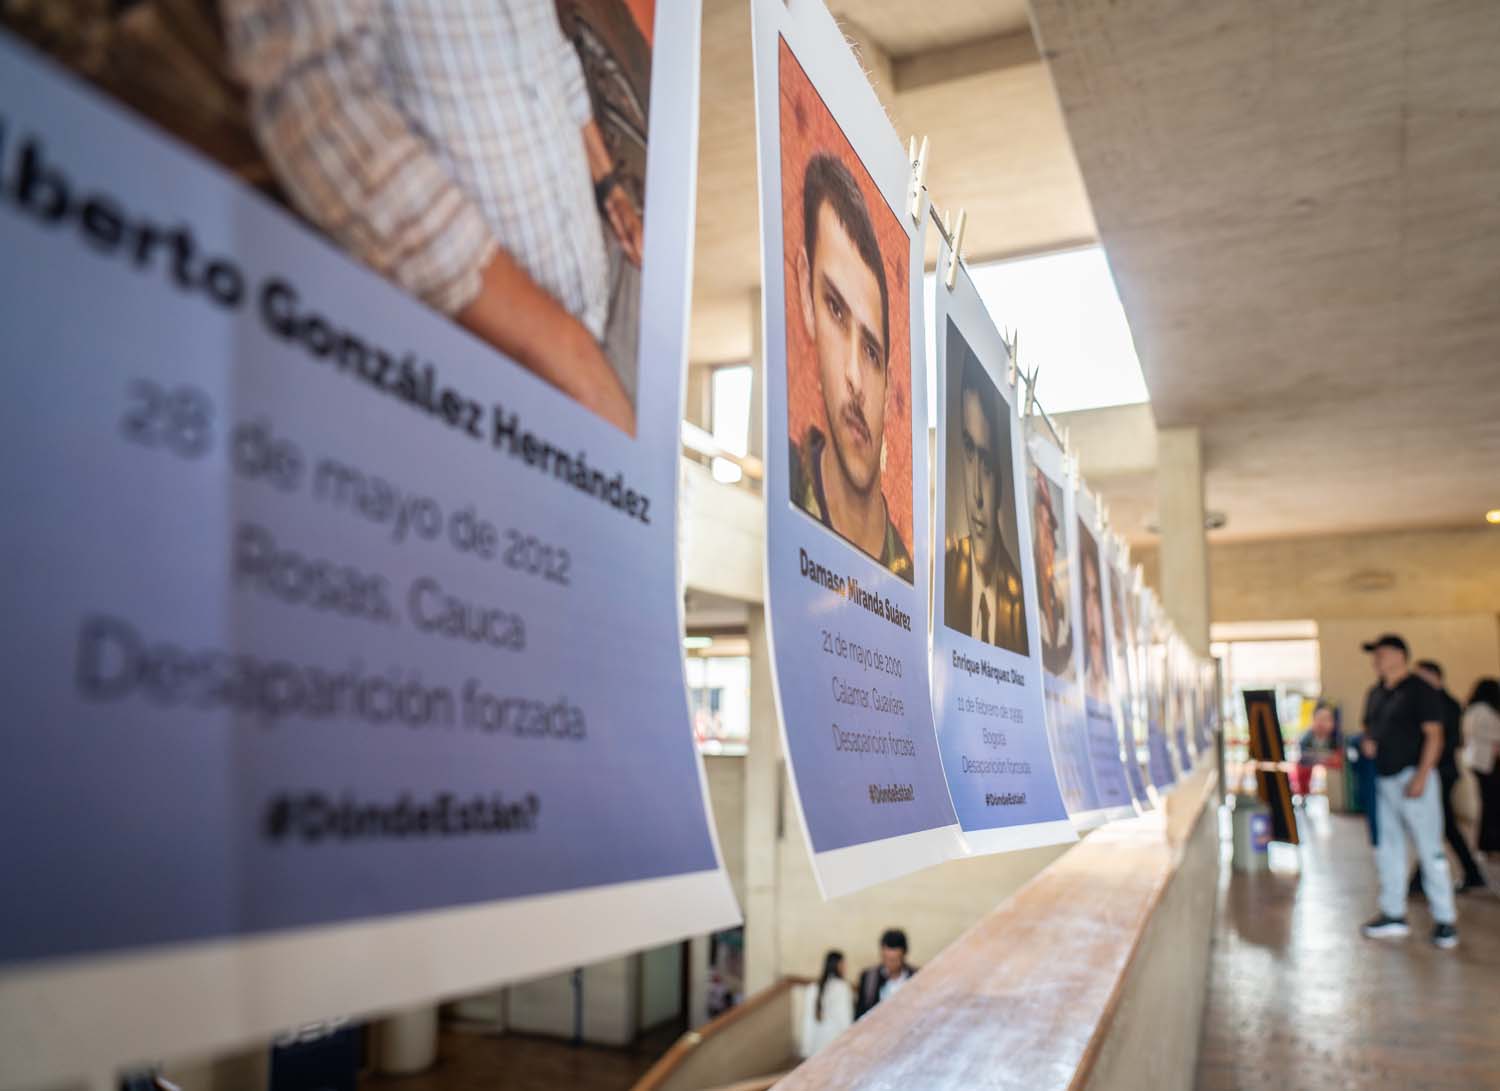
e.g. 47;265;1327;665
1073;488;1137;820
0;14;736;1085
1027;436;1108;827
752;0;962;896
1101;535;1152;809
1140;588;1179;790
929;249;1076;855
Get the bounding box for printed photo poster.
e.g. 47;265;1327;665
1186;651;1207;755
1200;659;1222;753
1188;646;1214;755
752;0;962;896
1100;536;1151;810
1027;435;1108;827
1169;635;1197;773
1072;490;1136;819
0;8;739;1085
1139;588;1179;790
930;251;1076;855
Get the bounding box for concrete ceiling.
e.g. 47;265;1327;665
690;0;1094;364
689;0;1499;544
1030;0;1500;541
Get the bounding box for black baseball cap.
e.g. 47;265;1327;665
1361;633;1408;655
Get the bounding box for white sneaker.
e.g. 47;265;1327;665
1361;914;1410;939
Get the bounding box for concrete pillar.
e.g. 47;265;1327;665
1156;427;1211;656
684;363;712;431
687;934;712;1029
742;605;781;994
373;1006;439;1075
747;286;764;461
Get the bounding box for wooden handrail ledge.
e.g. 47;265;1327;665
777;765;1220;1090
633;976;813;1091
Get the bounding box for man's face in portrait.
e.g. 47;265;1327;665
1084;552;1105;670
800;202;888;496
1034;487;1058;616
960;385;999;574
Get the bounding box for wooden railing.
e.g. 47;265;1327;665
631;976;811;1091
777;766;1221;1091
681;422;764;485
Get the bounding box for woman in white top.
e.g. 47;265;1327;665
1463;678;1500;856
799;950;854;1059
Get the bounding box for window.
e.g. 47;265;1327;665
924;245;1150;417
710;364;753;484
684;654;750;754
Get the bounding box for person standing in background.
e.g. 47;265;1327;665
1352;654;1386;846
799;949;853;1058
1298;702;1343;768
1464;678;1500;859
1358;635;1458;950
855;929;915;1020
1407;661;1486;895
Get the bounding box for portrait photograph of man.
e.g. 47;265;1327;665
3;0;656;436
779;43;914;584
1078;521;1111;705
1031;465;1075;681
942;322;1027;655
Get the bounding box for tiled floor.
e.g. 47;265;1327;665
1196;811;1500;1089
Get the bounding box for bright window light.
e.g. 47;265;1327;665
924;246;1149;416
710;364;753;484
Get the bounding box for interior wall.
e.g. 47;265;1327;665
638;944;684;1031
704;755;747;913
1133;525;1500;621
708;731;1100;987
773;763;1073;979
1130;527;1500;723
1318;615;1500;731
1080;794;1217;1091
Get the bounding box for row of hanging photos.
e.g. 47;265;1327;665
906;133;1214;694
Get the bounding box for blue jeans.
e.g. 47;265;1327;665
1375;767;1455;925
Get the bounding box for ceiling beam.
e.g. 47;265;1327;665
893;28;1041;95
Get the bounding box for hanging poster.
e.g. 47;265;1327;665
929;249;1076;855
1101;536;1151;809
1140;588;1178;790
752;0;962;895
1170;636;1197;773
0;9;738;1085
1200;659;1222;753
1027;435;1108;827
1073;489;1136;819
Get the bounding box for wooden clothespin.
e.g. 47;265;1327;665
907;135;929;223
1021;361;1040;420
1006;329;1020;389
944;208;967;290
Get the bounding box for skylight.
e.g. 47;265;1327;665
926;245;1150;417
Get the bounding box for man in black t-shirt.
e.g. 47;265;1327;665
1359;635;1458;949
1408;660;1486;893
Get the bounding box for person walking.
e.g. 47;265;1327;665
1464;678;1500;858
1407;661;1486;894
1357;635;1458;949
798;950;854;1059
